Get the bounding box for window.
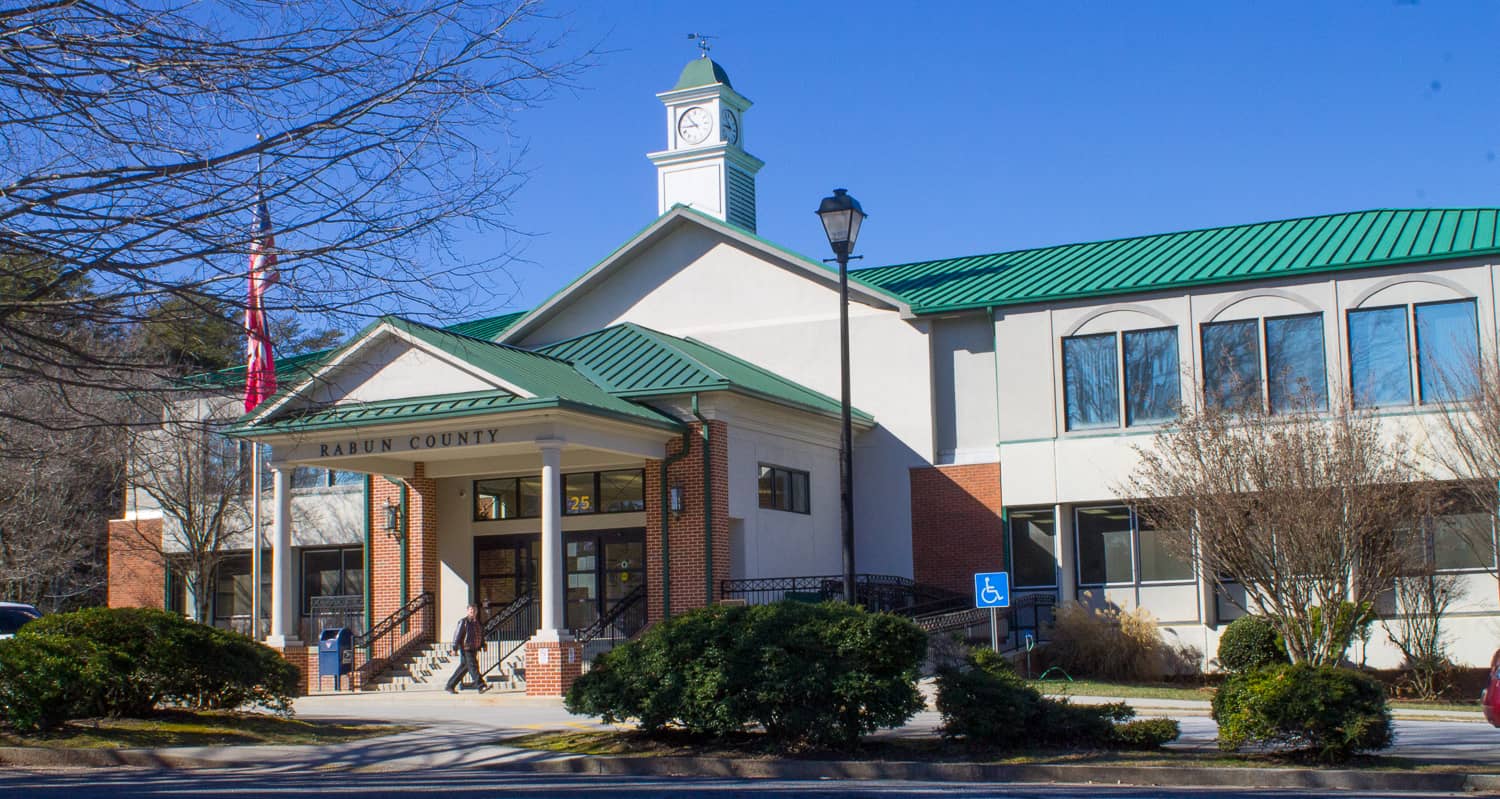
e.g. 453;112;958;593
1202;319;1261;411
1265;314;1327;413
301;547;364;614
213;554;269;621
1430;510;1496;572
1062;333;1119;430
1124;328;1180;425
1075;505;1195;586
1063;327;1180;431
758;464;810;513
472;469;646;520
1349;299;1477;409
1416;300;1479;403
291;467;362;489
1076;506;1134;585
1007;508;1057;588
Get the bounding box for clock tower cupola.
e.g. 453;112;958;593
648;55;763;231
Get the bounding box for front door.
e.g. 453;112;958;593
473;535;540;612
565;528;646;633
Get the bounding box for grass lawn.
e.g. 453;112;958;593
0;710;408;750
1028;679;1482;714
499;729;1468;772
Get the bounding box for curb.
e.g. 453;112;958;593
0;747;228;770
496;754;1500;793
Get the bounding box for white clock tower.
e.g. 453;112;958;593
648;56;764;232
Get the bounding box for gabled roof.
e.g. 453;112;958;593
234;316;681;434
539;322;874;424
855;208;1500;314
188;309;529;390
496;205;912;345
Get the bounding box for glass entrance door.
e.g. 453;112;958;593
473;535;540;612
563;528;645;634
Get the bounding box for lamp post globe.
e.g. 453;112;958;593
815;188;866;605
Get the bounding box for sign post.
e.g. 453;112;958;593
973;571;1011;653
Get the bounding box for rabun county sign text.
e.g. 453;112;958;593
316;427;504;458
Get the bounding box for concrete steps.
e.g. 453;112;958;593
362;640;529;693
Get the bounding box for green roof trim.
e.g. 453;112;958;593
854;209;1500;314
235;316;682;435
540;323;874;423
674;57;732;90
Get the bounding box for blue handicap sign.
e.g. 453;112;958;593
974;571;1011;608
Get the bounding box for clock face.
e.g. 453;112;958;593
677;106;713;145
720;109;739;145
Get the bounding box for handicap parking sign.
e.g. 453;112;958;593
973;571;1011;608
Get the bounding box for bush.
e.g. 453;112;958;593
566;601;927;749
1217;615;1288;673
1212;663;1392;763
0;607;297;732
935;648;1179;750
1047;603;1199;681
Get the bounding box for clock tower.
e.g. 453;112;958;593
648;56;764;231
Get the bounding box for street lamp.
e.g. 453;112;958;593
816;188;866;605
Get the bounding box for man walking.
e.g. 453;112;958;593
445;603;488;694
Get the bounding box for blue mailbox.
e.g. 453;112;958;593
318;627;354;691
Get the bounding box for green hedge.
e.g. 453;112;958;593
565;601;927;749
935;648;1179;750
1217;615;1289;673
0;607;297;732
1212;663;1391;762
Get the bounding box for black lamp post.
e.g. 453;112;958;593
816;188;866;605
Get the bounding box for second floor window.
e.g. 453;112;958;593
1202;313;1327;414
1349;299;1477;408
1062;327;1180;431
758;464;810;513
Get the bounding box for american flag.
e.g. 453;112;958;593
243;190;279;412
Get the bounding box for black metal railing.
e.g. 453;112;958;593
1001;592;1056;650
720;573;969;617
575;584;648;646
354;591;434;687
307;594;365;643
479;593;538;679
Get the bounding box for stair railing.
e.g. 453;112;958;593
479;593;538;680
353;591;434;687
574;584;647;646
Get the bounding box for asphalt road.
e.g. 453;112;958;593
0;769;1477;799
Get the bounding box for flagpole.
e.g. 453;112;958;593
251;443;263;640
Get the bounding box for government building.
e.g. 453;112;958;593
107;56;1500;694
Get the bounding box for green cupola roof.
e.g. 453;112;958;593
674;57;732;90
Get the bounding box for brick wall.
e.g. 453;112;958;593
368;465;440;622
645;420;730;623
524;639;583;696
107;518;165;609
909;463;1004;594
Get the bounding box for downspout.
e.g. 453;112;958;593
659;408;696;619
363;475;374;655
399;481;410;608
691;394;714;604
991;306;1011;573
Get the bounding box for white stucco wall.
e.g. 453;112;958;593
931;314;999;465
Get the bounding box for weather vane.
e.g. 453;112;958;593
686;32;716;58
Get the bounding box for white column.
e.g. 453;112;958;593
537;440;568;639
1055;503;1077;604
266;466;298;646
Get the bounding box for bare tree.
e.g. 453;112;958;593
1423;355;1500;596
1;0;589;427
127;401;253;622
1121;398;1430;666
1383;568;1463;700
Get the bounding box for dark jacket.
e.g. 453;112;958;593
452;615;483;652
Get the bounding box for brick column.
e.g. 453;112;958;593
909;462;1004;594
107;518;165;609
645;420;729;624
368;464;440;621
524;639;584;696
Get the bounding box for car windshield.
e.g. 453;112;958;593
0;608;39;635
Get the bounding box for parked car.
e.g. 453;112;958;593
1484;649;1500;727
0;601;41;640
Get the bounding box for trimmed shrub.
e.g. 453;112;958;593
1217;615;1289;673
1212;663;1392;763
1047;603;1200;681
0;607;297;732
566;601;927;749
935;648;1179;750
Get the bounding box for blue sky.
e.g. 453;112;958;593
458;1;1500;319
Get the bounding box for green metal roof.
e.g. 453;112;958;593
188;309;528;390
235;316;681;434
540;323;873;423
854;209;1500;314
673;57;732;90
